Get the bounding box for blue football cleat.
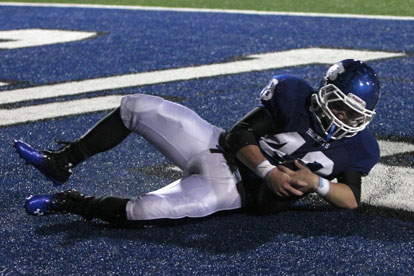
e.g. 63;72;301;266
24;194;56;216
14;140;72;186
25;190;90;217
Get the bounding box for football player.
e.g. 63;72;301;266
15;59;380;225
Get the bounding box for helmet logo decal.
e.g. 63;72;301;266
326;62;345;81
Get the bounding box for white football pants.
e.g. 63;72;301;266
120;94;243;220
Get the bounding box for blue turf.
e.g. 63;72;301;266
0;4;414;275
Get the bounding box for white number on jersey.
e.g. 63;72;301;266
260;132;334;176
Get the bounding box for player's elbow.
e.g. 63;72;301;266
337;185;360;210
341;199;359;210
347;193;360;210
332;196;359;210
344;201;359;210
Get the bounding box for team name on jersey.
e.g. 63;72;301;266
306;128;330;149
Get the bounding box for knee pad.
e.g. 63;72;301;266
120;94;164;130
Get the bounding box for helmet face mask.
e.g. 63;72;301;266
311;59;380;140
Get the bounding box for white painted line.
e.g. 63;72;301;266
0;2;413;21
377;140;414;156
0;29;98;50
362;140;414;211
0;48;405;105
0;95;122;126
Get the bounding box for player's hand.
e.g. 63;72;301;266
277;160;319;193
265;167;307;197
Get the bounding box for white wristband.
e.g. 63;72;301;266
255;160;276;179
316;176;330;196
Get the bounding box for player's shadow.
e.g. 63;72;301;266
34;203;414;253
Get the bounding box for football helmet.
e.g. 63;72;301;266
311;59;380;140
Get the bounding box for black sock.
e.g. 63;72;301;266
79;195;130;224
56;107;131;167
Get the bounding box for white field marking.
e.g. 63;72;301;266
0;95;122;126
362;140;414;212
0;29;98;50
0;48;405;107
0;2;413;21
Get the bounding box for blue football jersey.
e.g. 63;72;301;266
258;74;380;180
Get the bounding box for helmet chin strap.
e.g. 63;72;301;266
326;124;336;141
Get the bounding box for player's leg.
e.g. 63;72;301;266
120;94;222;171
14;107;131;185
24;151;243;222
25;190;130;224
126;174;243;220
15;93;219;184
24;175;242;223
126;148;243;220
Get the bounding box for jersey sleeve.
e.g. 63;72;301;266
224;107;276;155
259;74;314;129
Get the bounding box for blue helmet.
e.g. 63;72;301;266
311;59;380;140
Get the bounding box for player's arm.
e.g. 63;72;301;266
280;162;361;209
225;107;271;170
326;170;361;209
225;107;306;197
323;181;359;209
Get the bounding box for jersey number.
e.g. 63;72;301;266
272;132;334;176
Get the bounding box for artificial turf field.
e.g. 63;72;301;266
0;2;413;275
